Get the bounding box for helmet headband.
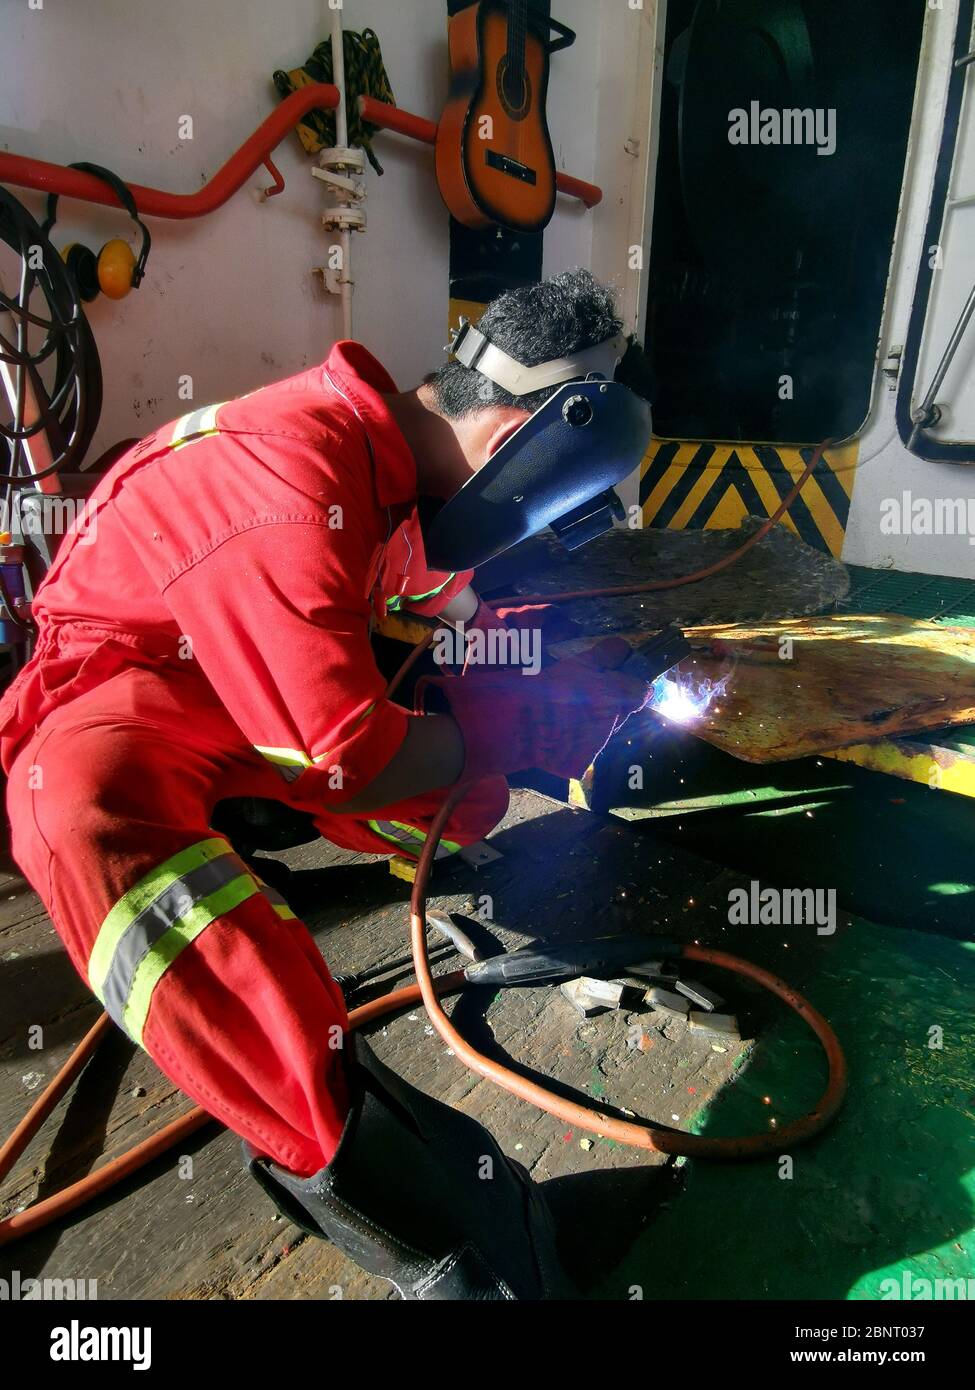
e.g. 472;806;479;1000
448;320;629;397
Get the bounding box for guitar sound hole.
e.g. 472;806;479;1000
497;57;531;120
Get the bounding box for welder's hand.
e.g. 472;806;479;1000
421;636;650;781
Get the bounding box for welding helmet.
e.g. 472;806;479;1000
422;320;652;572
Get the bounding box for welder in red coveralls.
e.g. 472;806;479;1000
1;269;655;1300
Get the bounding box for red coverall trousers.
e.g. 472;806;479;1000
2;343;507;1177
5;655;505;1177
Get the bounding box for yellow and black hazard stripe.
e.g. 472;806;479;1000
639;439;857;556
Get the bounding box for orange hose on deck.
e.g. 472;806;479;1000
0;439;845;1244
408;786;846;1162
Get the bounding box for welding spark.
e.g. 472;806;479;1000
648;668;730;725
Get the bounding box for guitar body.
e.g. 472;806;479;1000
436;0;557;233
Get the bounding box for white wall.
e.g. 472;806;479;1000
0;0;609;468
0;0;453;461
842;0;975;577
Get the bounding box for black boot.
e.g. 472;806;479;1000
243;1034;572;1300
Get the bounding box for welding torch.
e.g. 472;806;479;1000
616;623;691;686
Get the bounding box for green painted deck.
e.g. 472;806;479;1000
838;564;975;629
574;564;975;1299
604;920;975;1299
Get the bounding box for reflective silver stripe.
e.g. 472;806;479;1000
252;745;312;783
99;851;250;1033
169;402;223;450
172;405;210;441
253;880;296;920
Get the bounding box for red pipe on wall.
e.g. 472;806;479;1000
0;84;340;219
358;95;603;208
0;84;601;220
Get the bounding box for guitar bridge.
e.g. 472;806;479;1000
485;149;537;185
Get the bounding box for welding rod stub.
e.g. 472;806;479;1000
425;909;481;961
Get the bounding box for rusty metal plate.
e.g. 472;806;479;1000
556;614;975;763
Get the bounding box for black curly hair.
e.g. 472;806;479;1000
429;267;653;418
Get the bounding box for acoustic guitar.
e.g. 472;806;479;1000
435;0;575;233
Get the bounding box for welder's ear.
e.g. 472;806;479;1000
481;409;531;467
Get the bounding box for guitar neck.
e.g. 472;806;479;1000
505;0;530;86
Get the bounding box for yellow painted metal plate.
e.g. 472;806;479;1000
830;735;975;798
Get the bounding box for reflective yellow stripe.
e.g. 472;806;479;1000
88;837;232;998
367;819;462;860
250;873;297;922
253;706;378;779
123;872;259;1045
254;746;314;769
386;576;456;612
89;837;297;1047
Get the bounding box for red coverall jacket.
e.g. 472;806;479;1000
0;342;507;1174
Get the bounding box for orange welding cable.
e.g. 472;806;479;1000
0;1012;113;1184
0;439;842;1242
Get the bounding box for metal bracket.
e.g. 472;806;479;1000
314;266;352;296
907;280;975;450
457;841;504;869
311;165;367;201
313;146;367;240
319;205;367;232
318;145;366;172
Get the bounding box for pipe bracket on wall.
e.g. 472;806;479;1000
311;147;368;213
260;157;286;200
312;145;366;311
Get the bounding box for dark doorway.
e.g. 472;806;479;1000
645;0;926;444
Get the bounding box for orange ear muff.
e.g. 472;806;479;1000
97;238;138;300
44;163;151;306
61;243;101;302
